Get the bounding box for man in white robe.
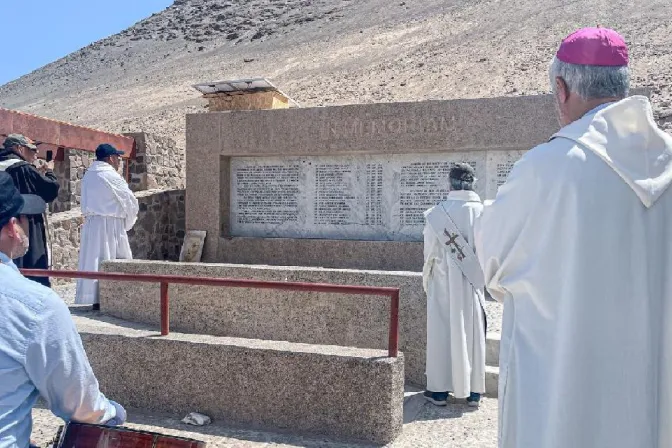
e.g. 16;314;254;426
75;144;139;306
423;163;487;407
478;27;672;448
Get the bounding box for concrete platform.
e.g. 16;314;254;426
99;260;502;393
73;312;404;445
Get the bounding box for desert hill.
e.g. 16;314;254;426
1;0;670;147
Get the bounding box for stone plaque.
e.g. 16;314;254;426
230;153;491;241
179;230;207;262
484;150;527;199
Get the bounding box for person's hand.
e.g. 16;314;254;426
104;401;127;426
33;159;53;173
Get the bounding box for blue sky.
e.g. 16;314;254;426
0;0;172;85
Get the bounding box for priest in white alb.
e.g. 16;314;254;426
478;28;672;448
423;163;486;408
75;144;139;306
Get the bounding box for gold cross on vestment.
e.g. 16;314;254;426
443;229;466;261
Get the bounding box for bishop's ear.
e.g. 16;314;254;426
554;77;570;104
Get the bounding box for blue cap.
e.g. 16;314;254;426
95;143;125;160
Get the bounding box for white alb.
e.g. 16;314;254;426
478;96;672;448
75;161;139;305
423;189;487;398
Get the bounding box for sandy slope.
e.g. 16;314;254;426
1;0;670;148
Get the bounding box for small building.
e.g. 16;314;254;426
193;78;295;112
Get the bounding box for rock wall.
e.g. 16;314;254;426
48;189;186;271
51;149;95;213
48;208;85;270
125;133;185;192
50;133;183;212
127;189;186;260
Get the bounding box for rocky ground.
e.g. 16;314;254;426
0;0;670;150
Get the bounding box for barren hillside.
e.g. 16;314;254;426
1;0;670;147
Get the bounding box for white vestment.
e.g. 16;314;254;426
478;96;672;448
423;190;486;398
75;161;139;305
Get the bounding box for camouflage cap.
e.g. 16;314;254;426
3;134;38;150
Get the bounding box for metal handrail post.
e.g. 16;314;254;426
160;282;169;336
388;290;400;357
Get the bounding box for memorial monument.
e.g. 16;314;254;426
186;94;561;271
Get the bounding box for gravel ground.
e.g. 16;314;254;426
484;299;503;334
52;282;76;305
31;396;498;447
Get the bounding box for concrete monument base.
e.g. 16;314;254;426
76;312;404;445
99;259;501;397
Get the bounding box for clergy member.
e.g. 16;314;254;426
479;28;672;448
75;144;139;306
423;163;486;407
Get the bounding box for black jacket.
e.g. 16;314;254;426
0;149;59;287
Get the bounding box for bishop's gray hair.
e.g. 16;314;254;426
549;56;630;100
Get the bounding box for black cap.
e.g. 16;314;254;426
95;143;125;160
449;162;476;183
0;172;47;228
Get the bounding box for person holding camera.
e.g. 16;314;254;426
0;134;59;287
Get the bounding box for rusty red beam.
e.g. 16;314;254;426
0;107;135;159
21;269;401;357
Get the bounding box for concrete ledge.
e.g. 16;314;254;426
75;313;404;445
100;260;502;396
100;260;428;387
218;237;424;271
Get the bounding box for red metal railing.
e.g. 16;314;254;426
21;269;401;358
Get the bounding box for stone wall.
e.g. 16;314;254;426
50;132;183;212
51;149;95;213
204;91;290;111
125;133;185;192
48;189;186;270
127;189;186;260
48;208;84;271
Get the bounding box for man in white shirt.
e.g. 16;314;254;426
75;144;139;306
423;163;486;407
479;27;672;448
0;172;126;447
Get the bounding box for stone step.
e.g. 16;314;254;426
486;332;501;367
73;311;404;445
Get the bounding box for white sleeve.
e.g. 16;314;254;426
103;170;140;230
123;188;139;231
479;152;541;302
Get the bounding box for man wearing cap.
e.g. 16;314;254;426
0;134;59;287
478;28;672;447
423;163;487;408
75;144;139;306
0;172;127;447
